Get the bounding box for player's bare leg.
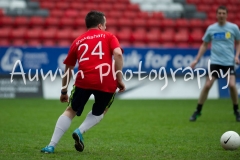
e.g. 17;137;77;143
228;75;240;121
104;107;109;115
62;106;77;119
198;76;216;104
41;107;76;153
189;76;216;121
228;75;238;104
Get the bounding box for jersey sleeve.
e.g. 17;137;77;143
234;25;240;40
202;27;211;42
63;41;78;66
109;34;122;54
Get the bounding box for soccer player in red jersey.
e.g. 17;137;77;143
41;11;125;153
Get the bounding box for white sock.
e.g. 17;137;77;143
49;115;72;147
79;111;104;134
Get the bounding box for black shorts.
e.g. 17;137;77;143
209;64;235;78
68;86;115;116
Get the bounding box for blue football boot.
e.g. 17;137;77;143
72;128;84;152
41;146;54;153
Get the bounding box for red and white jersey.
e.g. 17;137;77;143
64;29;122;93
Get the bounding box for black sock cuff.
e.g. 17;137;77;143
234;104;238;112
196;104;203;112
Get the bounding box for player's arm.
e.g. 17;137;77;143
61;65;74;92
235;40;240;64
191;41;209;68
234;25;240;64
60;65;74;103
191;42;209;68
113;48;123;81
196;42;209;62
191;27;211;68
60;40;77;102
113;47;125;92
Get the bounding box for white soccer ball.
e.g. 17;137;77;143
220;131;240;150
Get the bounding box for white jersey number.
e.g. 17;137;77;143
78;41;104;63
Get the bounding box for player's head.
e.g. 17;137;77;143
85;11;106;31
216;6;227;25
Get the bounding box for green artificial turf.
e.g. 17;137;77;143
0;98;239;160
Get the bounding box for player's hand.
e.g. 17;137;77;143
190;60;198;69
60;94;69;103
117;81;125;93
235;56;240;64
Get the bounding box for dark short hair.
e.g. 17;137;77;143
85;11;105;29
217;6;228;13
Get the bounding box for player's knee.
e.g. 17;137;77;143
63;107;76;119
204;83;212;90
66;106;75;112
228;82;236;90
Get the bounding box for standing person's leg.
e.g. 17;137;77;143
228;75;240;121
73;91;115;152
189;76;216;121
